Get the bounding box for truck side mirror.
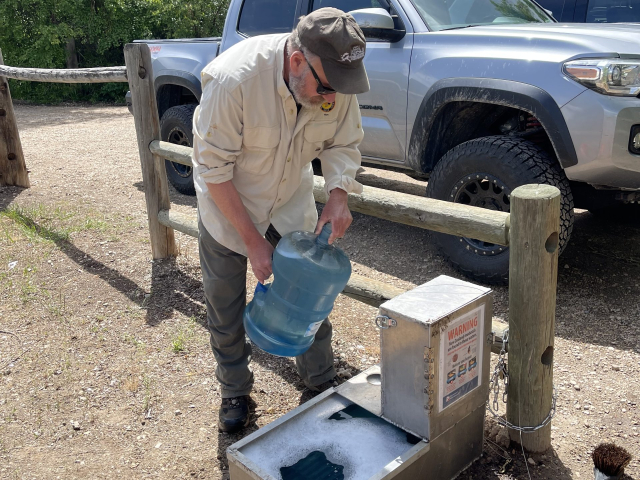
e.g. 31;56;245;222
349;8;406;43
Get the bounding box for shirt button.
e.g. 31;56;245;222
290;109;294;115
281;178;286;183
287;157;291;162
277;198;282;203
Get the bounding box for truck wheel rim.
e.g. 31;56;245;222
450;174;510;256
168;127;192;178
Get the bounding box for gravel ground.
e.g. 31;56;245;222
0;104;639;479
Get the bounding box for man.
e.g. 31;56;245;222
192;7;369;433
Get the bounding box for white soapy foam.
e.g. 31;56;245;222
239;395;415;479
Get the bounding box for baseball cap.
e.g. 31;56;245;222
296;7;370;95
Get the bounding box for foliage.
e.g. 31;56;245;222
0;0;229;103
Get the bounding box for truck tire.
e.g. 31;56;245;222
160;104;197;196
425;136;574;285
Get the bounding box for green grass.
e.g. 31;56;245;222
142;375;155;414
0;203;122;247
171;330;188;353
123;333;145;348
171;318;199;353
2;205;71;244
80;218;109;232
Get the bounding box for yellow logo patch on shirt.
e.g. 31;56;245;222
320;101;335;113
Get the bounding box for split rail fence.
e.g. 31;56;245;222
0;43;560;452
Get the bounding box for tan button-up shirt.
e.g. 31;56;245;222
192;33;364;256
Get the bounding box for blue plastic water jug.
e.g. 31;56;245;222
243;223;352;357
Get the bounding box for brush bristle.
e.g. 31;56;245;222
592;443;632;477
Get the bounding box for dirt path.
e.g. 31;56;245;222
1;104;639;479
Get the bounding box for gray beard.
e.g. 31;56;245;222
289;67;324;110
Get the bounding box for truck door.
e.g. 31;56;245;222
304;0;414;164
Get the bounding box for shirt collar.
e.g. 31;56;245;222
276;34;293;101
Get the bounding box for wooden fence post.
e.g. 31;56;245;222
124;43;177;259
507;184;560;452
0;48;30;188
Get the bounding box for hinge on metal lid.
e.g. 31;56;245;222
375;315;397;329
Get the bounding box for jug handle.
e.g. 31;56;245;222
316;222;332;245
255;282;269;295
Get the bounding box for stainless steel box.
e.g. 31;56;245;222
228;364;487;480
228;275;493;480
378;275;493;441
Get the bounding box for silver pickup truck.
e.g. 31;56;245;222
128;0;640;284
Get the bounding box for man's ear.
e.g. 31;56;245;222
289;50;305;75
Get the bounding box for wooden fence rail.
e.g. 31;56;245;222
149;140;511;245
0;64;127;83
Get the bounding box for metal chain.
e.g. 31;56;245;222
486;329;558;433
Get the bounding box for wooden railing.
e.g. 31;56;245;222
0;43;559;452
0;49;129;189
130;41;558;451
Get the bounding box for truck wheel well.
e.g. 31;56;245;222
157;84;198;120
422;102;556;174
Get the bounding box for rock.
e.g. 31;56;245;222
528;457;536;466
496;428;510;449
71;420;81;430
175;410;182;416
574;385;581;391
490;424;501;439
612;365;621;371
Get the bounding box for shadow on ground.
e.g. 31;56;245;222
133;180;199;208
0;185;26;211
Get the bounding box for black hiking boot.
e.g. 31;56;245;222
218;396;250;433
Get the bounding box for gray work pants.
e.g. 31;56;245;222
198;219;336;398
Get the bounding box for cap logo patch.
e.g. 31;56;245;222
340;45;365;63
321;101;335;112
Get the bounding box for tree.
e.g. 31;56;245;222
0;0;229;103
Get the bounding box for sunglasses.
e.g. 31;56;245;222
302;53;336;95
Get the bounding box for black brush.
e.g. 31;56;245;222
592;443;632;480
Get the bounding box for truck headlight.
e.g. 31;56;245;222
563;58;640;97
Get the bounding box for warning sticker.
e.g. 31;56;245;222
439;305;484;412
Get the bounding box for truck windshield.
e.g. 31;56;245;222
412;0;554;30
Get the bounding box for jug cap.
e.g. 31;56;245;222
316;223;332;245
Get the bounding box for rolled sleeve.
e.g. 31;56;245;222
192;77;243;184
318;94;364;196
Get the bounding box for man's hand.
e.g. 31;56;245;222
315;188;352;244
246;236;274;284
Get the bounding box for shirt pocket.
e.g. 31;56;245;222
237;126;280;175
301;121;337;164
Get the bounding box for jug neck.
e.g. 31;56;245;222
316;223;332;246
